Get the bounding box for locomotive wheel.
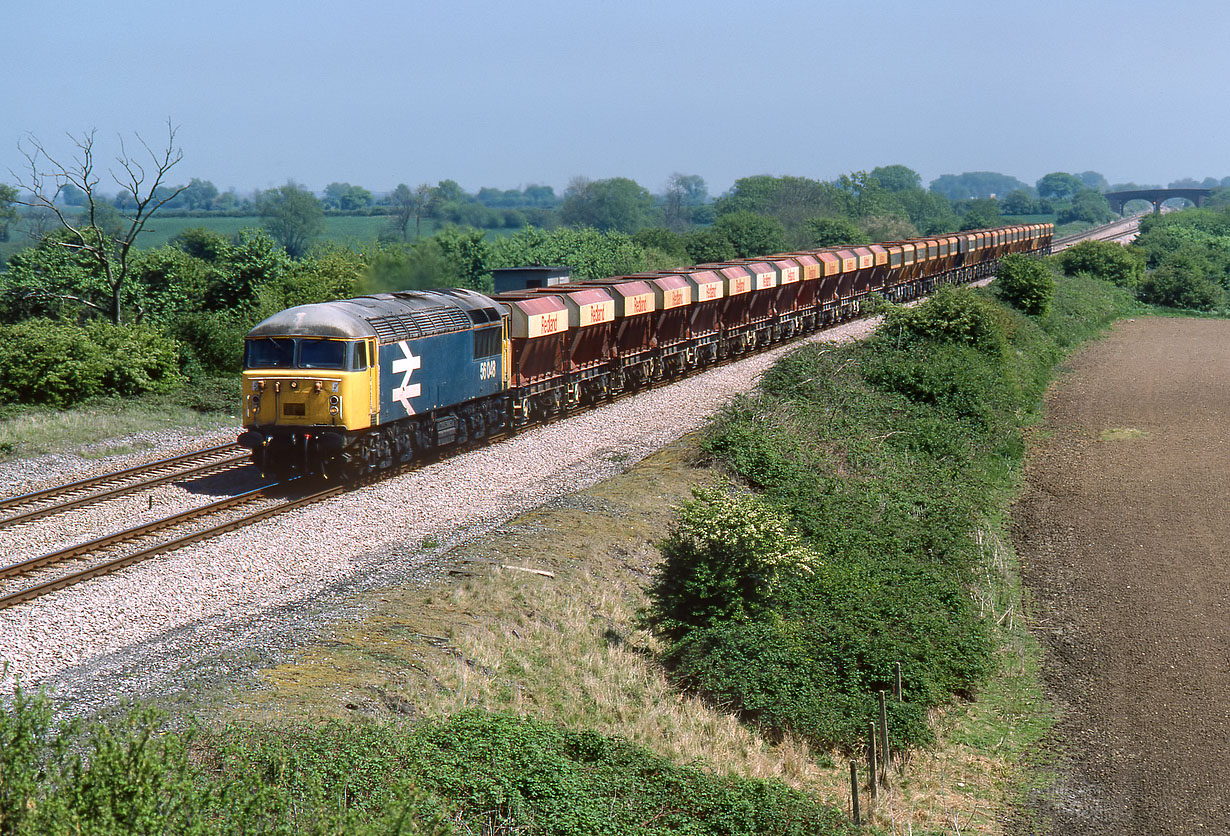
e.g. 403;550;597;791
342;434;379;479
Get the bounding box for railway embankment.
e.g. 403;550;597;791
198;272;1136;833
1;269;1147;834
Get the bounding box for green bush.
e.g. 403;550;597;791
1138;260;1224;310
0;690;209;836
668;619;934;748
0;319;183;407
877;286;1008;357
176;376;241;415
803;216;868;248
1057;239;1145;289
994;253;1055;315
1037;272;1139;348
0;687;856;836
166;310;249;374
632;227;689;261
1127;208;1230;310
404;713;854;835
861;342;1009;428
651;277;1131;752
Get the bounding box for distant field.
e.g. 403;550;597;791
136;214;440;248
0;214;522;264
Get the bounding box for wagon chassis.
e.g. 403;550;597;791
309;248;1045;481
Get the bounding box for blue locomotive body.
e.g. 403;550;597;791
374;322;505;434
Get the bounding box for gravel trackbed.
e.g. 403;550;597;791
1010;317;1230;834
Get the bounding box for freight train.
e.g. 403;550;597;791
238;223;1052;478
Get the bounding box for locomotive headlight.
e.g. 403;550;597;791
290;381;298;389
251;395;261;410
329;394;341;415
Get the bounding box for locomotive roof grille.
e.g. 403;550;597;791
368;305;473;344
369;314;423;343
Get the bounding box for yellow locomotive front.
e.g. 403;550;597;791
239;302;381;477
242;336;376;430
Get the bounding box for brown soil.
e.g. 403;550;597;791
1010;317;1230;834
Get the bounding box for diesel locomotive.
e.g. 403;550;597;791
238;223;1052;478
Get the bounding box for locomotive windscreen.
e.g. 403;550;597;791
299;339;346;370
245;338;294;369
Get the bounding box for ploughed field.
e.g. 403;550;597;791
1011;317;1230;834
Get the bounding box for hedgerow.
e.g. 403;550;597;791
1057;239;1145;289
0;689;857;836
0;319;183;407
995;253;1056;315
652;278;1137;752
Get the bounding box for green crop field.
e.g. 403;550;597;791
135;214;423;248
0;214;524;265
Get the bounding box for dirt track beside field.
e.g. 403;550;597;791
1011;317;1230;834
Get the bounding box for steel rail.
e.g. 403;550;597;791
0;452;252;530
0;443;244;512
1051;218;1142;252
0;482;346;609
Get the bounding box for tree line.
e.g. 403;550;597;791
20;131;1220;255
1057;209;1230;311
3;125;1228;411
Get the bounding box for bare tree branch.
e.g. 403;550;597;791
9;121;185;323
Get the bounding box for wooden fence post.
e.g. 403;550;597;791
867;720;878;800
878;690;891;787
850;760;861;825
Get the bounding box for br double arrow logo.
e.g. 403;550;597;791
391;341;421;414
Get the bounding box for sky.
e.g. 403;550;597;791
4;0;1229;198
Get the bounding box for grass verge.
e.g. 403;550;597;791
0;380;238;460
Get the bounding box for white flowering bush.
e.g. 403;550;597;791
646;484;819;641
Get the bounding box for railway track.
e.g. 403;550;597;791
0;345;813;610
0;480;347;609
1051;216;1143;252
0;443;250;529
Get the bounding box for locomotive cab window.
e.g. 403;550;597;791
245;338;295;369
299;339;346;370
473;326;501;359
245;337;357;370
